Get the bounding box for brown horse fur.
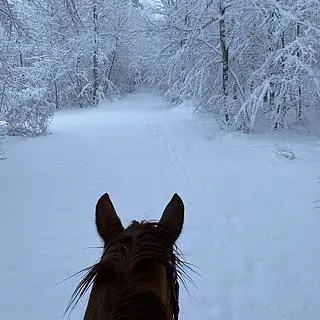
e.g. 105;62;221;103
67;193;188;320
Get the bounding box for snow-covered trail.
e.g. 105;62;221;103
1;89;320;320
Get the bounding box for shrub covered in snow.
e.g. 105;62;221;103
4;87;54;137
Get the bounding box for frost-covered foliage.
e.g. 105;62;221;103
0;50;54;136
4;87;54;137
25;0;146;108
1;0;319;135
0;0;145;138
143;0;320;132
0;3;54;137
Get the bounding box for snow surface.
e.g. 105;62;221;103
1;89;320;319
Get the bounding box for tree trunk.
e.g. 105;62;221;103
273;31;286;129
54;81;59;110
218;2;229;124
75;55;83;108
296;23;302;119
92;0;99;106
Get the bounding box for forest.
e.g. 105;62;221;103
0;0;319;139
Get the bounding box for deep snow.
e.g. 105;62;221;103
1;89;320;319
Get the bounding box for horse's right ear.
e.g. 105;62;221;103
159;193;184;243
95;193;124;244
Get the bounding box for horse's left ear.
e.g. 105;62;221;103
159;193;184;243
95;193;124;244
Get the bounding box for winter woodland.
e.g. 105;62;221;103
0;0;319;142
2;2;320;319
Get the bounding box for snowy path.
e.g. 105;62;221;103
1;89;320;319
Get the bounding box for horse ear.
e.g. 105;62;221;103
159;193;184;243
95;193;124;244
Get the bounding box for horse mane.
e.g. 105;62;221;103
66;220;190;320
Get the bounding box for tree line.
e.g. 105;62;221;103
0;0;319;137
